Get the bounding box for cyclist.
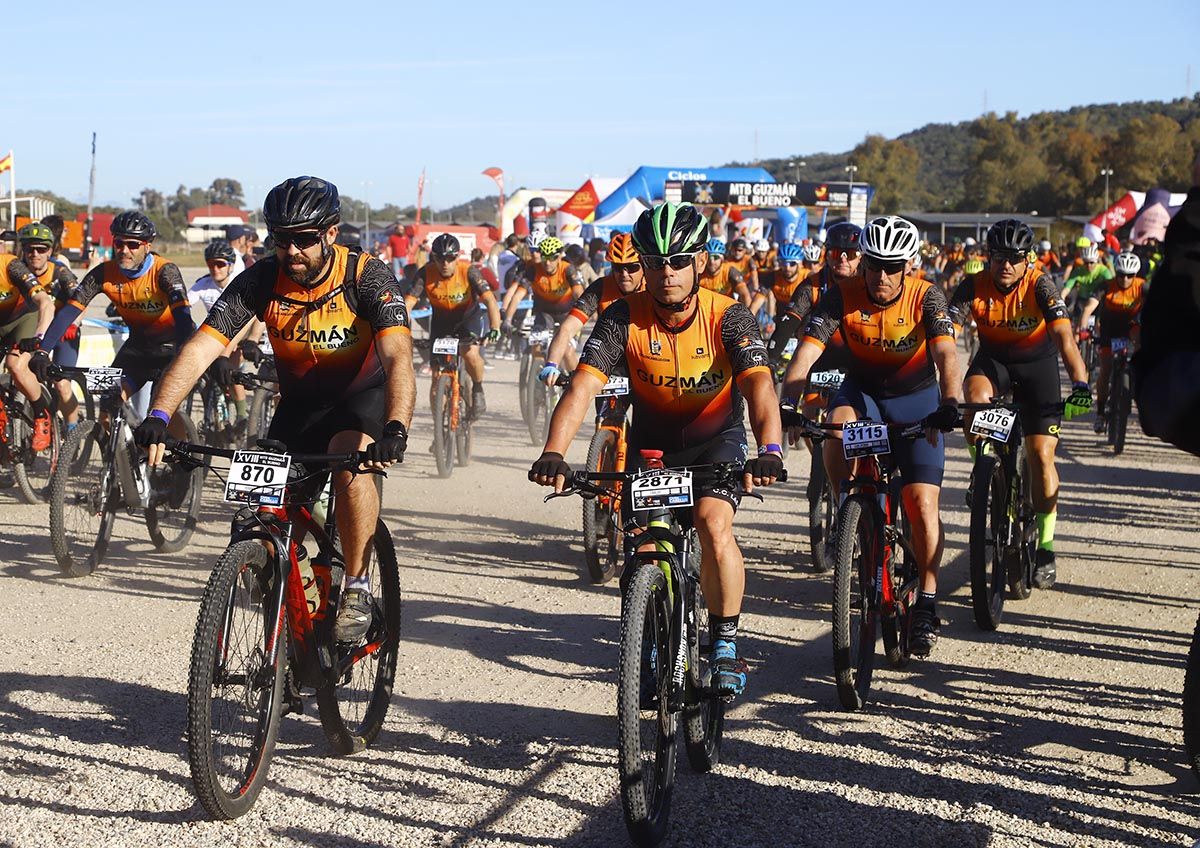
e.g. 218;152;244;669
1079;250;1146;434
31;211;195;448
1062;244;1115;322
1034;239;1063;278
749;241;810;318
16;222;78;435
699;239;751;305
565;242;599;287
539;233;643;385
782;215;962;657
192;238;259;433
404;233;500;416
947;219;1091;589
2;228;57;450
726;237;759;292
132;176;416;644
503;235;584;370
529;201;783;697
753;237;776;274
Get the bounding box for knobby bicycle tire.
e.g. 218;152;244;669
12;397;60;505
881;502;914;669
315;520;403;755
455;365;473;467
581;427;620;584
683;531;724;773
187;541;286;819
432;374;454;477
969;455;1008;631
146;412;205;553
525;361;547;446
1009;451;1034;600
1182;612;1200;783
49;419;109;577
832;495;877;711
518;352;532;427
807;449;833;574
617;563;677;847
1112;362;1130;456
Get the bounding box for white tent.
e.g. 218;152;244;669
581;196;648;242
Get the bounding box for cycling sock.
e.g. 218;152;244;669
1036;512;1056;551
346;574;370;593
915;592;937;613
967;442;976;461
234;399;247;418
710;615;739;646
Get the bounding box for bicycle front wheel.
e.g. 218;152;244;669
455;367;473;467
1183;612;1200;782
807;449;833;574
432;374;454;478
146;413;204;553
526;361;547;446
49;419;110;576
683;531;724;773
831;495;879;711
187;541;286;820
617;563;677;846
581;426;621;584
969;455;1008;631
12;398;61;505
1112;361;1130;455
315;520;402;755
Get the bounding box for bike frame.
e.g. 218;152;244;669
432;343;465;433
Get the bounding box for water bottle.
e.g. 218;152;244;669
295;544;320;616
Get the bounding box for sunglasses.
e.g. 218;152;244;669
434;253;459;262
612;262;640;275
113;239;146;251
207;260;230;269
827;248;859;259
863;256;906;275
989;250;1027;266
782;261;800;268
641;252;698;272
271;230;324;250
22;244;51;254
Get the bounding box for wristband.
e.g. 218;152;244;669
757;443;783;456
148;409;171;425
544;361;558;369
1071;382;1089;392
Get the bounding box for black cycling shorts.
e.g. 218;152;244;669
112;338;176;394
623;423;749;522
267;386;385;455
967;353;1062;437
430;307;486;342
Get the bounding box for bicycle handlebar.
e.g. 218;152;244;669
162;437;365;467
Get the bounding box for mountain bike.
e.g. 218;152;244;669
1105;337;1134;455
1184;613;1200;782
581;377;630;584
47;365;204;576
233;362;278;447
164;437;402;820
1078;320;1098;384
547;457;783;846
0;359;62;505
799;369;844;574
425;335;475;477
785;409;928;711
521;322;560;446
195;373;241;449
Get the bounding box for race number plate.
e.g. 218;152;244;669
432;336;459;355
783;337;799;357
521;311;535;329
599;376;629;397
528;330;552;347
970;407;1016;443
810;370;844;391
225;451;292;507
85;366;123;394
1110;337;1130;354
842;420;891;459
630;470;694;511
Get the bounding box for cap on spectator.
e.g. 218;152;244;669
225;224;254;241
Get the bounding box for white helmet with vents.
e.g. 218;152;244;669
861;215;921;262
1114;251;1140;275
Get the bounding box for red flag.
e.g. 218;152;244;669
481;167;505;226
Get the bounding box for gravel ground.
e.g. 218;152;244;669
0;342;1198;847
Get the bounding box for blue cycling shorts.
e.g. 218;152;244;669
831;379;944;486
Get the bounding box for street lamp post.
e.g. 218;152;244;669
363;180;372;249
1100;167;1114;213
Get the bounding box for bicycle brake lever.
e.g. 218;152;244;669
740;490;765;502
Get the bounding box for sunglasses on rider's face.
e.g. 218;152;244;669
612;262;640;275
114;239;146;251
782;261;799;268
863;255;906;275
989;250;1027;267
22;244;51;254
641;252;698;272
434;253;458;263
271;230;323;250
827;248;859;259
207;260;230;269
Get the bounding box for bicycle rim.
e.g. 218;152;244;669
49;420;107;576
187;541;285;819
617;564;677;845
832;496;877;710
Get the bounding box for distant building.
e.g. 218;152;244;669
185;204;250;245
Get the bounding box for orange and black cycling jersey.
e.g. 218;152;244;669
0;255;45;324
804;274;955;397
517;262;581;313
69;255;190;343
947;266;1068;364
726;254;757;288
569;274;640;323
32;261;77;308
1096;276;1146;324
699;263;743;297
202;244;410;398
1035;250;1062;275
783;267;845;350
415;260;489;315
577;288;769;451
755;250;777;272
760;267;811;312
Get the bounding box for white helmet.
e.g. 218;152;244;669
1038;239;1052;252
1114;251;1140;276
1080;245;1100;262
526;231;547;252
801;243;823;263
754;238;771;252
861;215;921;262
964;237;977;247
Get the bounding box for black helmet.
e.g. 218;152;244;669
986;219;1035;253
111;210;157;241
204;239;237;264
430;233;460;259
564;243;586;264
262;176;340;231
825;222;862;251
730;237;748;250
631;202;709;256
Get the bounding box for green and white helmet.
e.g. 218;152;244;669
631;202;709;256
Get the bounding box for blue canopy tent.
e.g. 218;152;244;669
593;166;776;219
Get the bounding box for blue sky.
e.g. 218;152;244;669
3;0;1194;211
